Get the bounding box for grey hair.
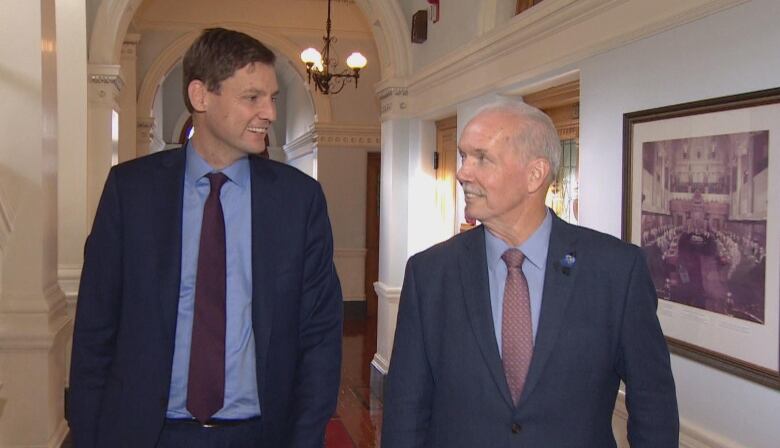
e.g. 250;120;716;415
471;100;561;183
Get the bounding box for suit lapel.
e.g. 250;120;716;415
518;214;579;404
249;156;279;393
154;148;186;347
459;226;514;408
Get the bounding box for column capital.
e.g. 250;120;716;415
121;34;141;59
137;116;155;143
376;79;410;120
88;64;123;107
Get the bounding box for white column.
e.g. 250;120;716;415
87;64;123;225
0;0;69;446
118;34;140;162
55;0;88;388
372;86;411;381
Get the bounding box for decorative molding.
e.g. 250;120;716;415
58;264;82;301
121;33;141;58
374;280;401;305
0;285;70;350
88;64;124;92
137;116;155;142
314;123;381;148
284;123;381;160
371;353;390;374
401;0;748;116
0;283;66;314
283;129;317;161
613;389;742;448
376;85;409;119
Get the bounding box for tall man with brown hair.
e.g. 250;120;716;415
382;101;679;447
69;28;343;447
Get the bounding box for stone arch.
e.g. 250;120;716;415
354;0;412;80
90;0;412;92
89;0;144;65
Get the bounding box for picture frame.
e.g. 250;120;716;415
622;87;780;389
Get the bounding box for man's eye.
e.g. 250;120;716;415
271;96;278;103
245;95;258;102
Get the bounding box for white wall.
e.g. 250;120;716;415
579;0;780;446
318;147;373;301
285;78;315;142
287;152;316;178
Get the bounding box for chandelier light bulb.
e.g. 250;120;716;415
300;48;322;66
346;52;367;70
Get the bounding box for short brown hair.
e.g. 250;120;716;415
182;28;276;113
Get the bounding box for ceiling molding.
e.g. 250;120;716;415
401;0;747;117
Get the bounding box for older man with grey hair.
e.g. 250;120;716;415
382;100;679;447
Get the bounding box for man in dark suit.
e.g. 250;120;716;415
69;28;343;447
382;101;678;447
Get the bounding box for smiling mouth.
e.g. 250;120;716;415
463;190;484;200
247;126;267;134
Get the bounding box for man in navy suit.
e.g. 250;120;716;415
382;101;678;447
69;28;343;447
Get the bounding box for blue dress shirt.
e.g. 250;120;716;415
485;210;552;357
166;143;261;419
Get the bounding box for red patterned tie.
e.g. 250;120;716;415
187;172;228;423
501;248;533;405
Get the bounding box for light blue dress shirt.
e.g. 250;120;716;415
166;143;261;419
485;210;552;357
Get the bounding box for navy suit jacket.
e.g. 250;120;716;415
382;215;678;447
69;148;343;447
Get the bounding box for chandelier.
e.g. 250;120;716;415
300;0;367;95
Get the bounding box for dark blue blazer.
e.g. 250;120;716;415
382;215;679;447
69;148;343;447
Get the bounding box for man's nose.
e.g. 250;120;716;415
456;163;470;184
259;100;276;122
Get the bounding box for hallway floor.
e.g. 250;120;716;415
334;314;383;447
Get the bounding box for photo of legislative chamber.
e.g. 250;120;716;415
640;131;768;324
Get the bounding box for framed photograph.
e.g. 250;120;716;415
622;88;780;389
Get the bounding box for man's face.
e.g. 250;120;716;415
192;62;278;164
456;112;533;229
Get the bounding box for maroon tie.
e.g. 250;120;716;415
187;172;228;423
501;248;533;405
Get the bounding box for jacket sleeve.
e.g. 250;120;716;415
68;168;123;448
617;247;680;447
288;185;344;448
381;258;434;448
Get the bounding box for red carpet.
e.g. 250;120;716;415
325;416;355;448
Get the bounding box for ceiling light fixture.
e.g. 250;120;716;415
300;0;367;95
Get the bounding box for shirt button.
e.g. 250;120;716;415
511;423;522;433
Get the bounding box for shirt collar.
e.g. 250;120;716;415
184;141;250;189
485;209;553;271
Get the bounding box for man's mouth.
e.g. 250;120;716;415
247;126;268;134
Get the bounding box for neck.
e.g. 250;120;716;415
191;134;243;170
485;203;547;247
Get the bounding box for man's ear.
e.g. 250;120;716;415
527;158;552;193
188;80;208;112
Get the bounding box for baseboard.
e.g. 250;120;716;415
369;361;387;402
48;418;69;448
